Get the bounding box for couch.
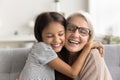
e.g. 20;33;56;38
0;45;120;80
104;44;120;80
0;48;30;80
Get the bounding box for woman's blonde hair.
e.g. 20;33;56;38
67;10;94;42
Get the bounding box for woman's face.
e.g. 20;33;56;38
42;21;65;52
65;16;90;54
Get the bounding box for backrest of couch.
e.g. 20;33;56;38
0;48;30;80
104;44;120;80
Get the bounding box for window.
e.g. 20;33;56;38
89;0;120;44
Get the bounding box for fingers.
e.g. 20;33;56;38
98;47;104;57
97;41;104;57
92;40;105;57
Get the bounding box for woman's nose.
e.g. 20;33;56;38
73;29;80;37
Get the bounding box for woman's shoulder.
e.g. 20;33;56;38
90;48;99;53
90;48;101;59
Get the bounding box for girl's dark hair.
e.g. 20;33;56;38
34;12;67;42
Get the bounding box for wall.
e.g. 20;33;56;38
0;0;88;36
89;0;120;37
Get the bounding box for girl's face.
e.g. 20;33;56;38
65;16;90;54
42;22;65;52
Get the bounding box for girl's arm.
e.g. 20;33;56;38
48;42;92;78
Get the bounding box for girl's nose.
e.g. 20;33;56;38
53;36;61;43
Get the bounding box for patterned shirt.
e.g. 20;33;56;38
19;42;58;80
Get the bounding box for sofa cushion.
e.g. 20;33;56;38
104;44;120;80
0;48;30;80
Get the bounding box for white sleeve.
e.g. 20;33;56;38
30;42;58;65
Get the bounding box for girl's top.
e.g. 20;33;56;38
19;42;58;80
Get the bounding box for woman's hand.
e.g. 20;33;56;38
91;41;104;57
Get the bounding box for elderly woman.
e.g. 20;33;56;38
55;11;112;80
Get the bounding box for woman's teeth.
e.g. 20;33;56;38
68;40;80;44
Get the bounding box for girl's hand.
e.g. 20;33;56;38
91;41;104;57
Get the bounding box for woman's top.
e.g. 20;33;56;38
75;49;112;80
19;42;58;80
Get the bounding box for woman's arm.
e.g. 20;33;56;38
48;42;92;78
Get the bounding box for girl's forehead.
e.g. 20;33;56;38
44;22;65;30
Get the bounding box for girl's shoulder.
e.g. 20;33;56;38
32;42;53;51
